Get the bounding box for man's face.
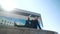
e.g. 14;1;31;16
34;17;38;20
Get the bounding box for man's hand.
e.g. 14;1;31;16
28;15;31;18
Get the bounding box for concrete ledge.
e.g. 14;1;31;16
0;27;58;34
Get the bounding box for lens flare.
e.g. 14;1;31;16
1;0;16;11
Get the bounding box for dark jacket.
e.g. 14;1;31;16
30;20;41;29
25;20;30;27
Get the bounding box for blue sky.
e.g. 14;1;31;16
0;0;60;34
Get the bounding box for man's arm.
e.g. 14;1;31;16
37;22;41;29
39;17;43;27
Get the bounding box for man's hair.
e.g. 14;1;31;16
34;16;39;18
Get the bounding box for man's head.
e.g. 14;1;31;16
34;16;39;20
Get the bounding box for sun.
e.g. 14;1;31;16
1;0;16;11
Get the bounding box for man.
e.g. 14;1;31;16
30;16;42;29
25;15;42;29
25;17;30;28
25;15;31;28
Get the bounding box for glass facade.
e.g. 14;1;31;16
0;9;43;28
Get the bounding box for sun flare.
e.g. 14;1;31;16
1;0;16;11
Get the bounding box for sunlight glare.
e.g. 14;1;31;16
1;0;16;11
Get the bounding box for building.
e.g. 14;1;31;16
0;7;58;34
0;8;43;28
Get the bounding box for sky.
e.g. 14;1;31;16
0;0;60;34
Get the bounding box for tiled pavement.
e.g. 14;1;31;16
0;27;58;34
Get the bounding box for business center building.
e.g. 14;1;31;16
0;7;43;28
0;6;58;34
